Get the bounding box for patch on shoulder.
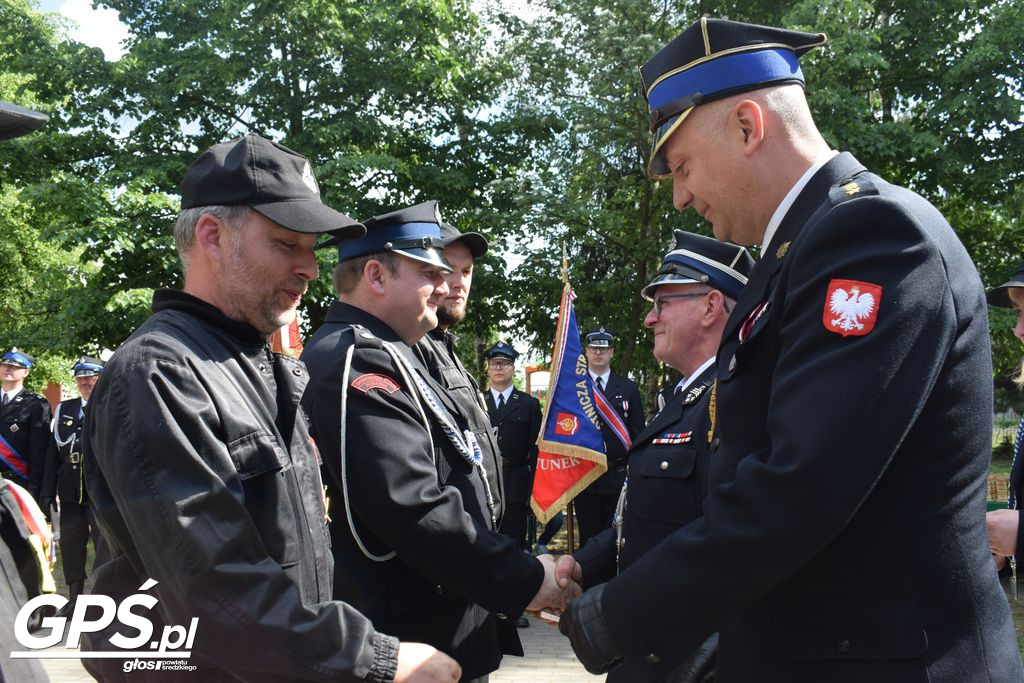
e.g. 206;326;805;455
683;383;708;405
351;373;400;395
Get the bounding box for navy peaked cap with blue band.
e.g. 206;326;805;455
641;17;826;178
586;328;615;348
642;230;754;301
1;348;34;369
484;341;519;361
320;200;452;271
73;356;104;377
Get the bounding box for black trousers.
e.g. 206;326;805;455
59;499;100;585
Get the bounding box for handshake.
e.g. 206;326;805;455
525;553;584;622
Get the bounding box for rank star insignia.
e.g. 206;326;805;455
823;279;882;337
842;181;860;196
776;241;791;260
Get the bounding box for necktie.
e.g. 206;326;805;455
596;376;605;392
1;394;8;408
497;393;506;409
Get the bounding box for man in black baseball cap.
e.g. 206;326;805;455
84;136;460;681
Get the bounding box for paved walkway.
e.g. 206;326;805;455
36;622;592;682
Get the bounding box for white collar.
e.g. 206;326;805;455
491;386;513;403
3;387;23;402
589;370;611;385
761;150;839;253
677;357;715;394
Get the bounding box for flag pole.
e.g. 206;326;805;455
561;243;576;555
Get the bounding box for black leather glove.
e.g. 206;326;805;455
38;497;55;521
667;632;718;683
558;583;623;674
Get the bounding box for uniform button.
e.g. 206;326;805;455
292;367;302;376
659;461;668;470
495;613;508;621
836;639;850;654
711;437;720;451
258;363;266;372
728;355;737;372
644;652;661;665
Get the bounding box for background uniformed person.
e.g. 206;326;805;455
302;201;578;682
40;356;106;616
573;329;645;546
567;231;752;682
559;18;1023;682
0;348;52;502
483;342;542;563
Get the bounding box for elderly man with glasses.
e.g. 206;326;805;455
561;230;752;682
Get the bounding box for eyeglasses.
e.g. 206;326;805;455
487;360;513;369
652;290;711;317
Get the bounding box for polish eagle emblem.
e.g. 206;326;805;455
823;279;882;337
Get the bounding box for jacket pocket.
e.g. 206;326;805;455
630;447;700;524
227;431;300;568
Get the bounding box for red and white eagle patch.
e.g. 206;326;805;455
351;373;400;394
823;279;882;337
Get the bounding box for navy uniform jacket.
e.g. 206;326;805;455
301;303;543;680
485;387;542;506
415;328;505;523
41;397;87;505
575;365;714;683
598;153;1023;682
0;389;51;500
586;372;645;495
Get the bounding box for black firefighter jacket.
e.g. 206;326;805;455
302;302;544;680
83;290;398;682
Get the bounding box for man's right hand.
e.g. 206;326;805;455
394;642;461;682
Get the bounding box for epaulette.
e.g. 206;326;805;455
348;325;384;351
829;177;879;207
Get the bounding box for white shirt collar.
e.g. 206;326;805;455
3;388;23;403
677;357;715;394
491;386;513;403
761;150;839;253
589;370;611;385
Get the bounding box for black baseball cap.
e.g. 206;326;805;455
440;222;488;258
987;262;1024;308
180;133;365;237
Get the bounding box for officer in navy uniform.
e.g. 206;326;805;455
413;222;505;539
573;329;645;546
40;357;105;615
570;231;752;682
0;348;52;502
302;202;576;682
560;18;1024;682
483;342;542;555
